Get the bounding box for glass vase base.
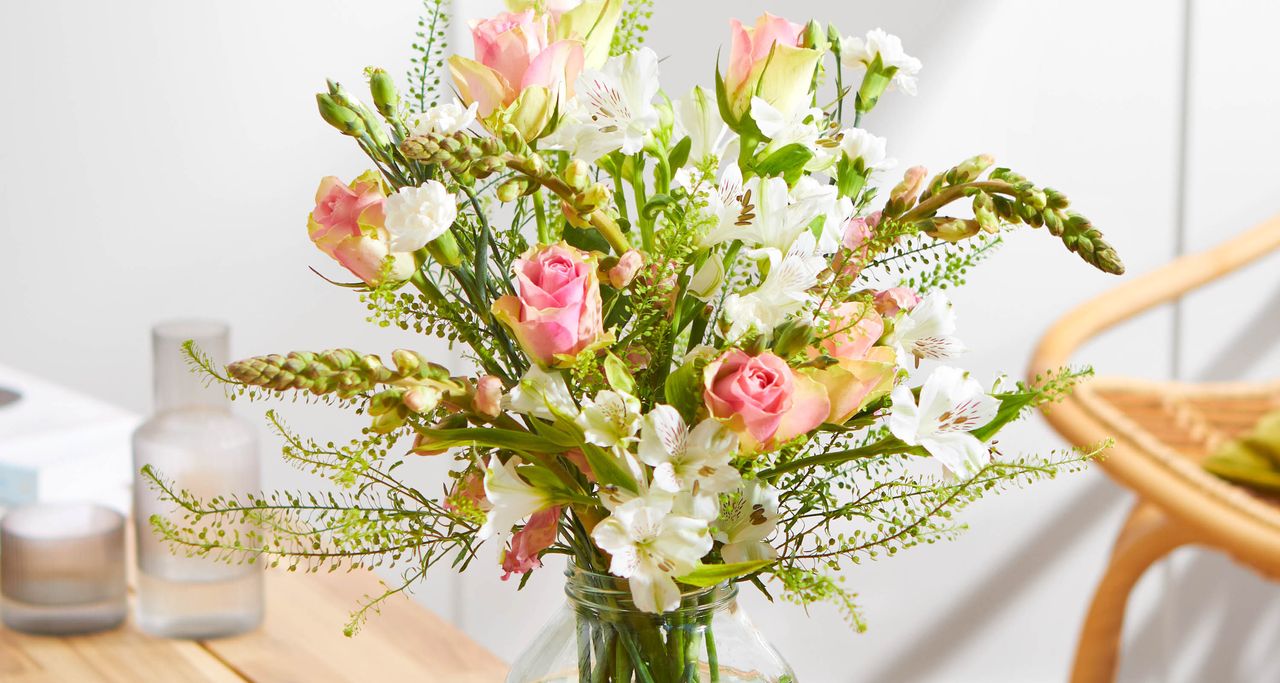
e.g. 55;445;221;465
136;570;263;639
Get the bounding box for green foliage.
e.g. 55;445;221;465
610;0;654;56
408;0;450;112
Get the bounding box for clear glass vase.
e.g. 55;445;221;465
132;320;263;638
507;565;796;683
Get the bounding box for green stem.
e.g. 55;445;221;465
630;154;653;251
759;437;925;480
533;189;552;245
900;180;1017;223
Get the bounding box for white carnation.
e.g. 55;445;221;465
407;100;477;137
838;128;895;172
383;181;458;252
841;28;923;95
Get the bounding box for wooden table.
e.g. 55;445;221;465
0;570;507;682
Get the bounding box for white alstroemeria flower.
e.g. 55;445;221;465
479;455;552;540
407;100;478;137
696;165;748;247
714;480;781;564
883;290;965;365
888;366;1000;477
591;494;713;613
638;405;742;496
750;97;824;153
577;47;662;155
541;97;620;163
506;365;577;421
841;28;923;96
722;232;826;339
790;177;853;254
838;128;895;173
576;389;642;449
677;85;734;165
687;256;725;301
383;181;458;252
703;175;824;251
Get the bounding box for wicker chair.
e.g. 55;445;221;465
1028;214;1280;683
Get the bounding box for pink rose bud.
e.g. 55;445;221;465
448;10;584;139
703;350;830;450
501;506;561;580
608;250;644;289
725;13;809;118
492;243;604;367
874;287;922;317
308;173;414;286
475;375;503;418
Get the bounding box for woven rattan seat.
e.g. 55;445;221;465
1029;215;1280;682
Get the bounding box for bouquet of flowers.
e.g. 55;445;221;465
147;1;1122;680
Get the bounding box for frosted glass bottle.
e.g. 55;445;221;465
132;320;263;638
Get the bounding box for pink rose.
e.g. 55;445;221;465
874;287;922;317
493;243;604;366
724;13;819;119
449;11;584;139
474;375;503;418
703;350;830;451
307;173;413;286
807;303;897;425
727;13;805;96
502;505;561;580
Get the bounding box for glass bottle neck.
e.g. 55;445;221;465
564;565;736;620
151;320;231;414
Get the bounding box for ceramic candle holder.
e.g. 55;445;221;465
1;502;127;634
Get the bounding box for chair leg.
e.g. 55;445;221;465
1070;502;1195;683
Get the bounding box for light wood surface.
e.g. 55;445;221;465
0;570;507;683
1028;213;1280;683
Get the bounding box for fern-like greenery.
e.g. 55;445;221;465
407;0;450;112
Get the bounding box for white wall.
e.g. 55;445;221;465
2;1;1278;681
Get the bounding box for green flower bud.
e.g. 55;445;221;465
972;192;1000;233
952;154;995;184
369;68;399;119
316;93;365;137
370;408;407;434
801;20;827;52
926;218;981;243
497;179;525;203
368;389;405;417
772;320;816;357
578;183;611;212
426;229;463;268
392;349;421;377
564;159;591;192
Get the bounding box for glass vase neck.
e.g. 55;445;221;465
564;565;736;620
151;320;229;414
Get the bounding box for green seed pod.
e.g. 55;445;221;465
773;320;816;357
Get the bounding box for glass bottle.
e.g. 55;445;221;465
507;564;796;683
132;320;263;638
